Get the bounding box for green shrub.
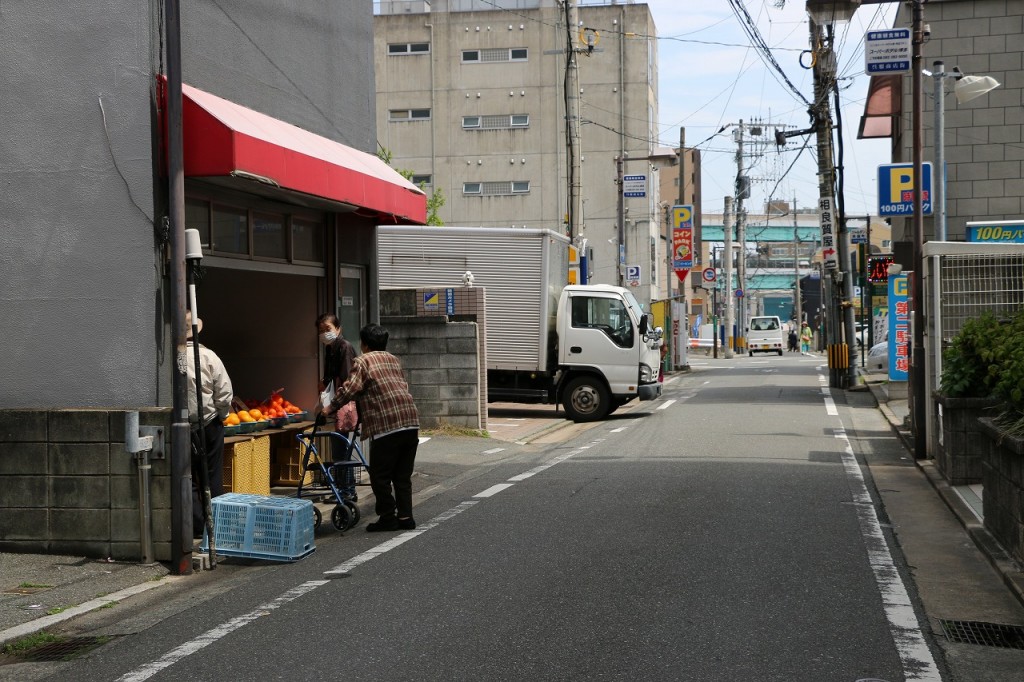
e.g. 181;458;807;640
942;309;1024;435
940;312;1003;398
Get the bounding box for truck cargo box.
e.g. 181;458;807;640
377;226;570;373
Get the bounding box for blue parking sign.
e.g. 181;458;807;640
878;163;933;216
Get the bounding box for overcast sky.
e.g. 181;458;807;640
640;0;898;217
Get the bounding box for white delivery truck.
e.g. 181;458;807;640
377;226;663;421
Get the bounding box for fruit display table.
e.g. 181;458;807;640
223;421;313;495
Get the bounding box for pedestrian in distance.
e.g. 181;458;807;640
800;322;814;356
788;328;799;353
316;312;359;502
186;311;233;538
319;324;420;532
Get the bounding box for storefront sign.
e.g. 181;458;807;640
888;273;909;382
623;175;646;198
672;204;694;280
423;291;440;312
966;220;1024;243
865;29;911;74
819;196;838;270
867;255;894;284
878;163;932;216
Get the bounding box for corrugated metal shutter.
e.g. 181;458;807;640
378;227;568;370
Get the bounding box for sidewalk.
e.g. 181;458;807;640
862;372;1024;610
0;424;543;649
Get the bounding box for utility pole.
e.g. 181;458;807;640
733;121;747;352
565;0;583;241
615;155;625;287
164;0;193;576
723;195;735;359
910;0;927;458
793;195;803;329
810;18;841;387
676;127;690;372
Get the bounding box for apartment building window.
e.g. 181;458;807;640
463;181;530;196
389;109;431;121
388;43;430;55
462;114;530;130
461;47;528;63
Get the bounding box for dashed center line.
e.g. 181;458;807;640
474;483;514;498
657;399;676;410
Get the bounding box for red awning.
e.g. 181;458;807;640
857;74;901;140
181;83;426;224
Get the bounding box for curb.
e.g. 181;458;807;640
0;577;182;648
863;381;1024;611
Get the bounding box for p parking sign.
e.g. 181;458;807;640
878;163;933;216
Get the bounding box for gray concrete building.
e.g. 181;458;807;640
861;0;1024;246
374;0;669;304
1;1;424;560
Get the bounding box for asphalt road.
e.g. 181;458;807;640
10;354;951;681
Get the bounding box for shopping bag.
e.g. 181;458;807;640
319;380;334;411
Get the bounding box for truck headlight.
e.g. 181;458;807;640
639;363;654;382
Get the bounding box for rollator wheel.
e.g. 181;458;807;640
312;505;322;530
343;500;360;529
331;504;353;531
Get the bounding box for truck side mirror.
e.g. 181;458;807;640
639;314;650;335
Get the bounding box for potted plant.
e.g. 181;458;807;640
934;313;1002;485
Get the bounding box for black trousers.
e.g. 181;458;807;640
368;429;419;521
192;420;225;535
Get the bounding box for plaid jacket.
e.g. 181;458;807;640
330;351;419;438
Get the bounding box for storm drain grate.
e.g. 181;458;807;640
14;636;110;662
940;620;1024;649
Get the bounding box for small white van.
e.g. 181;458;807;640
747;316;784;356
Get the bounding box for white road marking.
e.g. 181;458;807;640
821;387;838;416
609;427;627;433
657;399;676;410
122;441;598;680
418;437;431;444
474;483;514;498
833;427;941;681
482;447;506;455
117;581;327;682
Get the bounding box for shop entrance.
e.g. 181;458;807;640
337;265;366;347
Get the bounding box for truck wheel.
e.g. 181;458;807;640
562;376;610;422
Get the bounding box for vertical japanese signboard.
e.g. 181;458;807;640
888;273;909;382
819;196;838;270
672;204;694;282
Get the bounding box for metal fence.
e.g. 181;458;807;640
924;242;1024;457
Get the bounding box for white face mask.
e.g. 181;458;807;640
320;331;338;345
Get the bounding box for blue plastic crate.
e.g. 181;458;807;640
202;493;315;562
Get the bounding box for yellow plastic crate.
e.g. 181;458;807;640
223;436;271;496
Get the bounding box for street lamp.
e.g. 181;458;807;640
806;0;860;23
928;61;1000;241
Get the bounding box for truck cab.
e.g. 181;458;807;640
556;285;663;421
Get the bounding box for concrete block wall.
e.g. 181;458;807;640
382;314;483;430
0;409;172;561
979;417;1024;566
381;286;488;429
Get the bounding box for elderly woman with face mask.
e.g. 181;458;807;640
316;312;359;501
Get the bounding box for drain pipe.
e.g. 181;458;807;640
125;412;155;564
